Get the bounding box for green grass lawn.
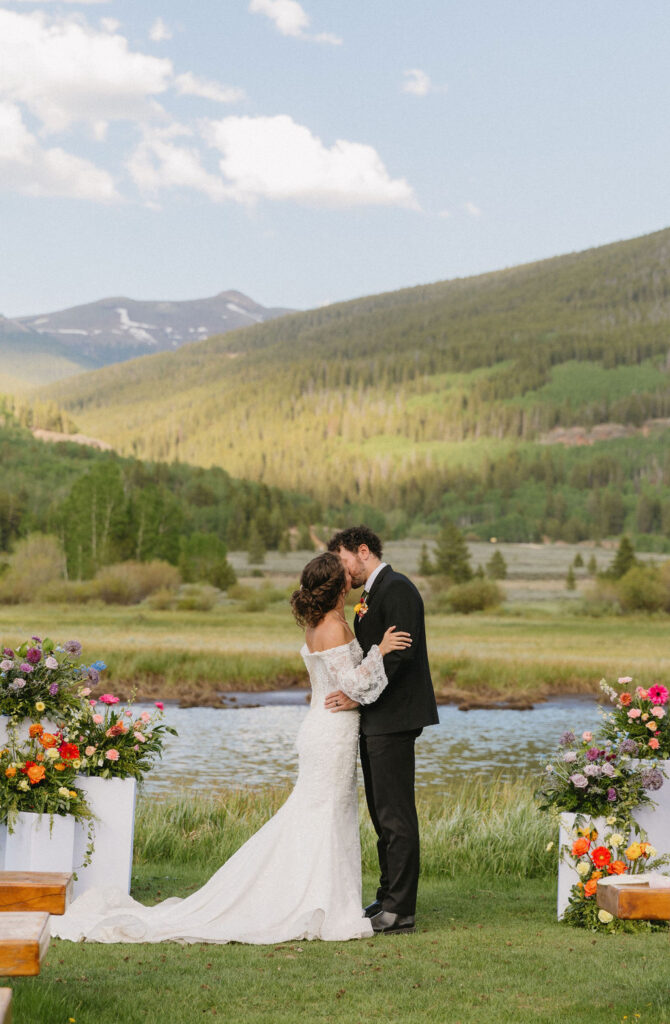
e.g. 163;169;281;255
10;873;670;1024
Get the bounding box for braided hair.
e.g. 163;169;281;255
290;552;346;628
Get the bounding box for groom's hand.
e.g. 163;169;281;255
324;689;360;712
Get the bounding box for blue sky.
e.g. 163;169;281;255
1;0;669;317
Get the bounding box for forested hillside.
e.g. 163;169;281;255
33;226;670;544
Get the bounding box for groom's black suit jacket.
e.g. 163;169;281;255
354;564;439;736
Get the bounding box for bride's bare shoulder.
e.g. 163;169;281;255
306;616;352;653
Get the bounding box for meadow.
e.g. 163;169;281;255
8;781;670;1024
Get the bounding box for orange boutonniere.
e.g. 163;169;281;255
354;596;369;620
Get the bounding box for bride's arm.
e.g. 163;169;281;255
323;643;389;708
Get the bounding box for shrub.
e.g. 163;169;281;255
443;578;504;614
486;549;508;579
0;533;66;604
175;584;219;611
617;565;667;613
95;560;180;605
35;579;99;603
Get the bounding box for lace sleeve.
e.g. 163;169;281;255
323;643;388;706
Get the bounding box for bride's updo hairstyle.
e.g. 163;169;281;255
291;552;346;629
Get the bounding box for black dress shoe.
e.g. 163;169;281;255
370;910;416;934
363;900;383;919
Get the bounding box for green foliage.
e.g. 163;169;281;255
616;565;669;613
418;542;434;575
486;548;507;579
0;533;66;604
246;523;266;564
587;553;598;575
606;535;637;580
178;532;236;590
433;520;473;582
573;552;584;568
565;566;576;590
442;578;504;613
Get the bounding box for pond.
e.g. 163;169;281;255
138;694;605;798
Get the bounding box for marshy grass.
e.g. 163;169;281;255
134;777;555;880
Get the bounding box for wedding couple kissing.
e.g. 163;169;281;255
54;525;439;945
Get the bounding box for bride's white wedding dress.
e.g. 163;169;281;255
53;638;388;945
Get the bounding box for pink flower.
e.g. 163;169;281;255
648;685;669;706
627;709;642;719
636;687;649;700
89;700;97;706
582;731;593;742
140;712;151;723
99;694;119;705
80;687;91;697
155;702;164;711
133;731;146;742
125;710;133;717
651;707;666;719
92;714;103;725
105;749;120;761
618;676;633;684
85;745;96;756
44;656;58;670
649;738;660;750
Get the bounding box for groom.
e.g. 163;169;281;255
325;526;439;934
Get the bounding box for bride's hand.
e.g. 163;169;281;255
378;626;412;656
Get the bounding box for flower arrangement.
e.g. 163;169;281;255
0;636;102;725
599;676;670;760
536;730;654;824
61;693;176;781
561;816;669;932
0;725;91;828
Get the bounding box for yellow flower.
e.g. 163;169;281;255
609;834;624;848
35;701;46;712
606;816;617;825
58;787;71;799
69;791;77;799
353;603;363;614
597;909;614;924
576;862;590;877
72;759;81;769
46;748;59;761
545;841;554;852
625;842;642;861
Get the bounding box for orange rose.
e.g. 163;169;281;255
591;871;604;882
54;762;66;771
640;842;652;858
619;692;632;707
584;879;598;898
572;837;590;857
608;860;627;875
26;764;46;785
39;733;58;749
29;723;44;738
4;767;16;778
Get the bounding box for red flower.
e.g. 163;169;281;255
590;846;612;869
57;742;80;760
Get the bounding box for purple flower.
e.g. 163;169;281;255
9;678;25;690
641;768;664;791
63;640;82;657
569;773;589;789
583;765;601;778
606;788;618;802
30;636;41;643
49;683;59;696
25;647;41;665
3;648;14;658
563;751;577;763
586;747;601;762
19;663;33;673
87;667;100;685
559;731;576;747
602;762;616;779
619;738;639;756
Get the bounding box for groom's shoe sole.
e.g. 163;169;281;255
370;911;416;935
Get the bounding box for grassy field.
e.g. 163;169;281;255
8;783;670;1024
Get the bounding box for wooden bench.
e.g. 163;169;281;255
597;880;670;920
0;912;50;977
0;988;11;1023
0;872;72;915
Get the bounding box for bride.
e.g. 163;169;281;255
53;552;411;945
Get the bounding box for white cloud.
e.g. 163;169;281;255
465;201;482;217
0;99;118;200
175;72;246;105
437;209;451;219
0;9;172;134
127;125;227;203
402;69;431;97
13;1;109;4
100;17;120;32
149;17;172;42
249;0;341;44
202;114;417;208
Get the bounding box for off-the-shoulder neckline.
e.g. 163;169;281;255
301;637;359;657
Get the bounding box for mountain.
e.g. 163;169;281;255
42;226;670;543
1;290;294;388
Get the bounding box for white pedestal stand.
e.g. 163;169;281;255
4;811;75;872
72;776;137;898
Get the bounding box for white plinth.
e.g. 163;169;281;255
557;813;608;920
0;716;58;747
4;811;75;873
631;759;670;858
72;776;137;898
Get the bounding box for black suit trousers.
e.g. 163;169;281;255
359;728;422;916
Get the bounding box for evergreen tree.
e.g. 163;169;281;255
573;552;584;568
297;523;314;551
179;532;236;590
565;566;576;590
607;536;637;580
278;531;291;556
247;523;266;565
433;521;473;582
587;554;598;575
474;564;485;579
486;549;508;579
418;543;434;575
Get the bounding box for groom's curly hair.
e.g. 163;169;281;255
291;552;347;628
327;525;383;559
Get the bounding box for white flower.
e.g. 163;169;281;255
606;816;617;825
58;787;70;799
609;834;624;848
647;845;658;858
45;748;59;761
563;751;577;763
652;707;666;719
44;656;59;670
577;862;590;877
18;780;29;791
598;909;614;924
0;660;13;671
